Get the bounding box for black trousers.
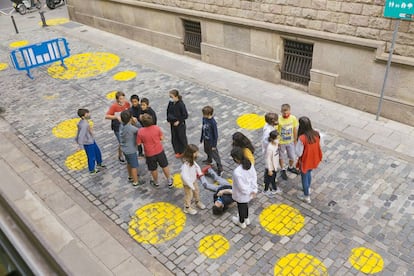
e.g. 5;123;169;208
171;122;188;154
237;202;248;223
264;169;277;191
203;140;222;171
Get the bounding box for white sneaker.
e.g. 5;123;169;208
245;218;251;226
184;207;198;215
297;193;311;203
232;216;246;229
263;190;272;197
196;201;206;210
271;189;283;195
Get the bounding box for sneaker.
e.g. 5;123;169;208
288;167;300;175
271;189;283;195
281;169;288;180
263;190;272;197
128;177;134;183
150;180;160;188
202;159;212;164
132;180;145;187
89;169;100;174
297;193;311;203
232;216;246;229
196;201;206;210
217;169;223;177
119;157;126;164
184;207;197;215
201;165;212;176
245;218;251;226
168;178;174;189
97;163;106;168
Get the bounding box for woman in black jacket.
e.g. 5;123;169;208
166;89;188;157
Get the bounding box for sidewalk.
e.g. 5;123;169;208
0;118;172;275
1;6;414;275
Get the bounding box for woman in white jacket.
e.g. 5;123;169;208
231;147;258;229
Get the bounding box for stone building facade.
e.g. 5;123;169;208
67;0;414;125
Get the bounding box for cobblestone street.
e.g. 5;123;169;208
1;9;414;275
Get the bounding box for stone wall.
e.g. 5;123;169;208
132;0;414;58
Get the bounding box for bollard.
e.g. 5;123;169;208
11;15;19;34
39;11;48;27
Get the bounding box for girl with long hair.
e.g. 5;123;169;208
230;146;258;229
295;116;322;203
166;89;188;158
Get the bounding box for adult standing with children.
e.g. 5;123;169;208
105;91;130;163
295;116;322;204
166;89;188;158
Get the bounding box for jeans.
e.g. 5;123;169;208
301;169;312;196
84;142;102;172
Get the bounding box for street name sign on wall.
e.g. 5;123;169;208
384;0;414;20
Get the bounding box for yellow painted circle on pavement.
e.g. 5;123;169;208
0;63;8;71
214;178;233;185
39;18;70;26
349;247;383;274
52;118;93;139
260;204;304;236
128;202;186;244
236;114;265;130
274;253;328;275
48;52;120;79
173;173;183;188
113;70;137;81
199;235;230;259
106;91;117;100
65;150;88;170
9;40;29;48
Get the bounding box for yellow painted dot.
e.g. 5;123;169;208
236;114;265;130
48;52;120;80
65;150;88;170
113;70;137;81
260;204;304;236
199;235;230;259
0;63;8;71
43;94;59;100
128;202;186;244
274;253;328;276
349;247;383;274
52;118;93;139
9;40;29;48
106;91;117;100
39;18;70;26
173;173;183;188
214;178;233;185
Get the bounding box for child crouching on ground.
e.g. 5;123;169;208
181;144;206;215
75;109;105;174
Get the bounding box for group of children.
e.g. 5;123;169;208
75;91;322;228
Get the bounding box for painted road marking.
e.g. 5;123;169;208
236;113;265;130
274;253;328;275
260;204;305;236
199;235;230;259
349;247;383;274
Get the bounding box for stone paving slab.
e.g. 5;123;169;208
1;9;414;275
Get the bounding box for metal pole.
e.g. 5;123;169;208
39;11;48;27
11;15;19;34
376;19;400;120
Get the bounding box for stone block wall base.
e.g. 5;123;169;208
309;69;414;126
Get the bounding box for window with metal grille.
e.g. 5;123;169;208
281;40;313;85
183;20;201;54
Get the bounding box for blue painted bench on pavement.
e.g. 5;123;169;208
10;37;70;79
